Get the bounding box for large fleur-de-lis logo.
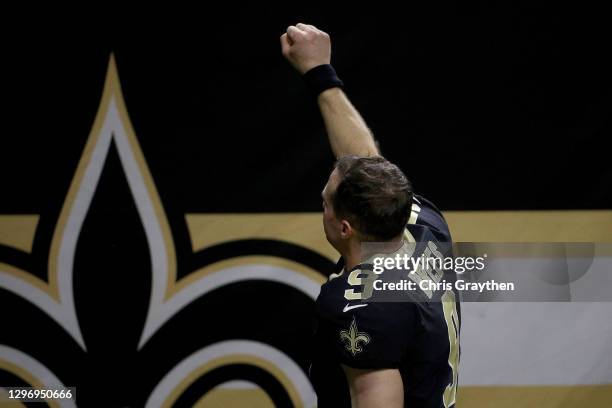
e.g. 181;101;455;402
0;54;338;407
339;318;371;356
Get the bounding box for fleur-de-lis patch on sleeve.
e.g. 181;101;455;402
339;317;371;356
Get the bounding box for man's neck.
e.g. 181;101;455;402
342;233;405;272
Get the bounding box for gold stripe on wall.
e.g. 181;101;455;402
0;215;39;253
458;384;612;408
2;211;610;258
444;210;612;242
185;211;612;261
185;213;337;261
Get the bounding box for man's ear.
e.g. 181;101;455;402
340;220;353;239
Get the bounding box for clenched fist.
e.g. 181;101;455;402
280;23;331;74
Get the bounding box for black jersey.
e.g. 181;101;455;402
310;195;461;408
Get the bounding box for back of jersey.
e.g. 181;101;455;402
310;194;461;408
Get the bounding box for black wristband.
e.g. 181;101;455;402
303;64;344;96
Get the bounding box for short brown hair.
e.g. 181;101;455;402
332;156;413;241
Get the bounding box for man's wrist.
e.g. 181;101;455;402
303;64;344;96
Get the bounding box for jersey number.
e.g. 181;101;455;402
344;269;377;300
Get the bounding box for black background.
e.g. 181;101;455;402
1;6;610;215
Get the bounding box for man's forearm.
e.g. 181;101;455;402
318;87;380;159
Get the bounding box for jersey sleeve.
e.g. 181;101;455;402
410;194;452;243
320;298;418;370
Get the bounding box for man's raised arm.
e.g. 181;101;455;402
281;23;380;158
